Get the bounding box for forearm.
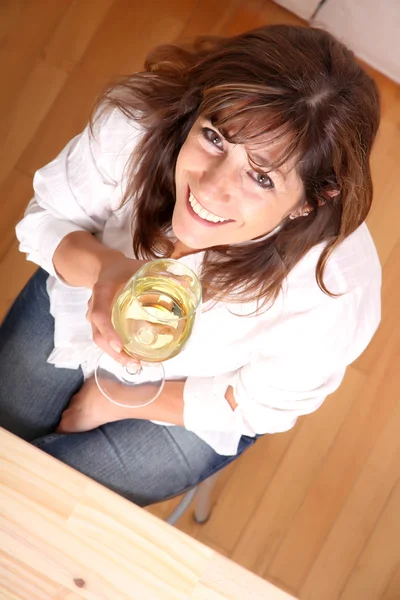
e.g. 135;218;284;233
53;231;130;288
110;381;185;426
57;377;239;434
111;382;238;426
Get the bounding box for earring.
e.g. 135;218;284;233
303;211;310;217
289;214;295;220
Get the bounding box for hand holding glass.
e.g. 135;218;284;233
95;259;202;407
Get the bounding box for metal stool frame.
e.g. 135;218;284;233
166;472;220;526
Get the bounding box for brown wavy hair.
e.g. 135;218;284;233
92;25;380;308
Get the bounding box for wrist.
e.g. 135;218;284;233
91;246;126;288
93;252;147;291
53;231;128;288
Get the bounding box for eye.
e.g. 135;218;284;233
250;171;275;190
201;127;223;150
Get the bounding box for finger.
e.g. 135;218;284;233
91;324;140;366
90;286;124;347
91;306;122;347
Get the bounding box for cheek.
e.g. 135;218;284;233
242;201;269;224
176;135;207;178
175;146;187;180
240;198;281;233
176;135;194;170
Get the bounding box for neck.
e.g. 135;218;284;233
170;239;201;259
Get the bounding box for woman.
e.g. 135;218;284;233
0;25;381;506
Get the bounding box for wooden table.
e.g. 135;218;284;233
0;428;297;600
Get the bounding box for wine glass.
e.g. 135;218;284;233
94;258;202;408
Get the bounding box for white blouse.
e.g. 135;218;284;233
16;108;382;455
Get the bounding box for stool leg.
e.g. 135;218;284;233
194;472;220;524
166;486;198;526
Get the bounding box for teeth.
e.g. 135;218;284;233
188;193;229;223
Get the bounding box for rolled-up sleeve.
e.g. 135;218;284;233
16;108;139;277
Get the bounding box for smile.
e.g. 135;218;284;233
188;192;231;223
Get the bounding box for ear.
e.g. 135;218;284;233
289;187;341;219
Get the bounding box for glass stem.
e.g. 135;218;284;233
125;362;142;376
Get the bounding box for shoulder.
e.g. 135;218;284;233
324;223;381;293
279;223;381;363
91;105;145;183
286;222;381;299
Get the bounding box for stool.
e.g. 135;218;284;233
166;472;220;526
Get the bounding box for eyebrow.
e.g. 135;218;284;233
248;152;289;182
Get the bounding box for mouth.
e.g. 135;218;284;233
186;189;234;227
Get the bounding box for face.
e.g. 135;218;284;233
172;116;305;250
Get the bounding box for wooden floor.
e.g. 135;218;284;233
1;2;399;599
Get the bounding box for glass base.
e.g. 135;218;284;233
95;353;165;408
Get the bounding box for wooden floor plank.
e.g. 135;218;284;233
352;240;400;374
268;244;400;594
17;67;113;177
381;564;400;600
18;0;198;178
0;169;33;262
0;0;70;117
179;0;245;39
277;334;400;598
80;0;196;76
43;0;116;72
362;86;400;270
196;430;296;555
0;241;36;321
339;482;400;600
0;60;68;187
218;0;273;37
267;327;398;595
229;366;366;576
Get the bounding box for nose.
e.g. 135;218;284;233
198;156;234;205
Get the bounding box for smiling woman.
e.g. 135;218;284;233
101;25;379;306
0;25;382;508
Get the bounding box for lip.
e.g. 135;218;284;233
186;188;234;227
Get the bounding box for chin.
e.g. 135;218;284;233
172;225;207;250
171;215;204;249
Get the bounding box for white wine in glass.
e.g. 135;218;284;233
95;259;202;408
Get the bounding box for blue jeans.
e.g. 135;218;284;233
0;268;259;506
